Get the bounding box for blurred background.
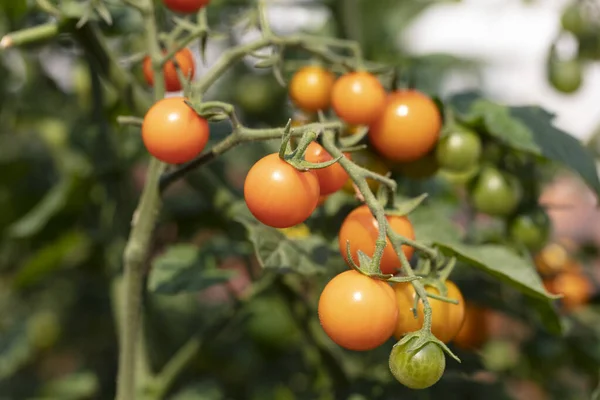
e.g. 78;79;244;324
1;0;600;399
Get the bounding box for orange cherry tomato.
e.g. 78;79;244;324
453;303;489;350
331;71;386;125
393;280;465;343
289;66;335;113
141;97;209;164
318;270;398;351
162;0;210;13
143;48;195;92
338;205;415;275
369;90;442;163
546;269;593;311
244;153;320;228
304;142;350;195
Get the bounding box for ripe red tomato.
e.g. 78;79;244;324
141;97;209;164
162;0;210;13
304;142;350;195
369;90;442;163
393;280;465;343
143;48;195;92
244;153;320;228
331;71;386;125
318;270;398;351
338;205;415;275
289;66;335;113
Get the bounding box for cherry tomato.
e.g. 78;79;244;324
393;280;465;343
304;142;350;195
453;303;489;350
389;339;446;389
369;90;442;163
318;270;398;351
244;153;320;228
289;65;335;113
548;58;583;94
331;71;386;125
535;242;571;276
509;208;551;251
342;149;389;194
435;128;482;173
393;151;440;180
141;97;209;164
561;2;593;36
245;296;301;351
339;205;415;275
470;166;521;217
162;0;210;13
143;48;195;92
546;269;593;311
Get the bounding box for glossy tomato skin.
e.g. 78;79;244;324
318;270;398;351
244;153;320;228
342;149;389;194
162;0;210;13
331;71;386;125
289;66;335;113
304;141;350;195
369;90;442;163
339;205;415;275
470;166;521;217
142;97;209;164
143;48;195;92
389;339;446;389
393;280;465;343
509;209;551;251
453;303;489;350
435;128;482;173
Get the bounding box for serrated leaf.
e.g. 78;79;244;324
236;214;341;275
148;243;238;295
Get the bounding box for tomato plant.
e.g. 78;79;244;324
509;208;551;251
289;65;335;113
548;58;583;94
143;48;195;92
304;141;350;195
141;96;210;164
452;303;489;350
393;280;465;343
369;90;442;163
342;148;390;194
162;0;210;13
331;71;386;125
244;153;320;228
545;268;594;311
435;127;482;173
470;166;522;217
389;339;446;389
318;270;398;351
338;205;415;274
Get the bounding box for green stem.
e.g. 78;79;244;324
0;22;59;49
116;1;166;399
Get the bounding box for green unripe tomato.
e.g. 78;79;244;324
389;339;446;389
435;128;482;173
439;164;479;185
245;296;301;352
234;74;284;116
548;58;583;94
561;2;593;37
470;166;522;217
509;208;551;251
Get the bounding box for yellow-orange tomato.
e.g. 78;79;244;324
141;97;209;164
318;270;398;351
341;149;390;194
393;280;465;343
331;71;386;125
369;90;442;163
304;142;350;195
143;48;195;92
546;270;593;311
453;303;489;350
163;0;210;13
534;243;571;277
338;205;415;275
289;66;335;113
244;153;320;228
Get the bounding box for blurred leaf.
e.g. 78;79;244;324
0;0;27;21
526;296;566;336
448;92;600;198
42;371;99;399
236;214;341;275
171;381;224;400
14;231;92;289
0;320;31;379
148;243;238;295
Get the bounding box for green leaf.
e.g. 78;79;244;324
387;193;428;216
447;92;600;198
0;0;27;21
525;297;566;336
236;215;342;275
15;231;92;289
148;243;238;295
171;381;224;400
42;371;99;399
0;320;31;379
